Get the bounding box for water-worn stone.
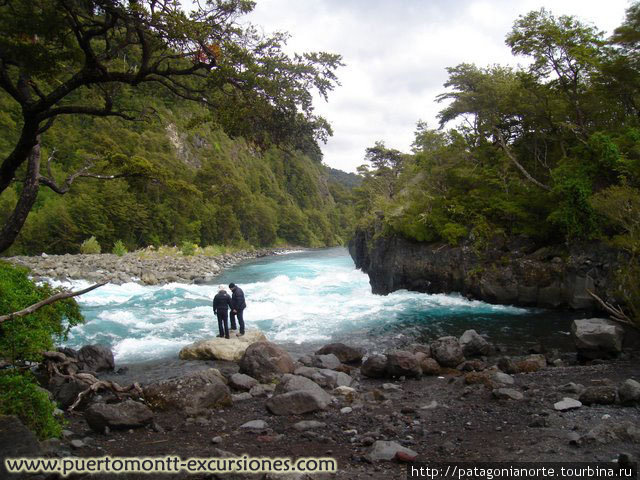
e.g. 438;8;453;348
366;440;418;462
229;373;259;392
310;354;341;370
266;391;330;415
516;354;547;372
275;375;332;406
240;420;268;430
293;420;326;431
579;386;617;405
85;400;153;433
179;330;267;362
386;350;421;378
232;392;253;402
430;336;465;368
492;372;515;386
459;330;493;357
239;342;295;383
76;344;115;372
572;318;625;360
360;354;387;378
618;379;640;405
554;397;582;411
558;382;585;395
144;369;231;414
492;388;523;400
315;343;363;364
420;357;441;375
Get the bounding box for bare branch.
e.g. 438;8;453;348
494;128;552;191
586;289;636;327
0;282;107;324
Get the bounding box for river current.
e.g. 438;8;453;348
54;247;576;364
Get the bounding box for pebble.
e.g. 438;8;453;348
70;440;85;449
211;436;223;444
341;407;353;414
554;398;582;411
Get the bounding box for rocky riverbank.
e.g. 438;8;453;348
3;320;639;480
348;224;623;310
5;247;303;285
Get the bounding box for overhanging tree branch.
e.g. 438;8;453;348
494;128;552;191
0;281;106;324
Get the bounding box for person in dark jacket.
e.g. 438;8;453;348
228;282;246;336
213;285;232;339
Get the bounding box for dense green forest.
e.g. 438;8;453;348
0;87;357;254
354;5;640;321
0;1;357;256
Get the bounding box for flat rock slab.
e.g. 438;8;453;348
492;388;524;400
554;397;583;411
266;390;329;415
179;330;267;362
85;400;153;433
293;420;326;431
240;420;268;430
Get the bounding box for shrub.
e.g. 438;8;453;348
0;371;62;440
79;236;101;254
180;241;197;256
0;261;84;364
112;240;128;256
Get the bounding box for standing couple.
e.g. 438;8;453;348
212;283;246;339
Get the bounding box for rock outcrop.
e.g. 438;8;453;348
349;225;622;309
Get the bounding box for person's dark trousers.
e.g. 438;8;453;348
217;310;229;338
230;308;245;334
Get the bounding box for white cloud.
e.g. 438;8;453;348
242;0;631;172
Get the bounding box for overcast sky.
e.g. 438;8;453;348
240;1;632;173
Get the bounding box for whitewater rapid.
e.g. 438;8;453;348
51;248;538;363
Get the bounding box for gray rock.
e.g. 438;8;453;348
497;357;519;374
77;344;115;372
361;354;387;378
315;368;353;388
293;420;326;431
70;439;85;449
366;440;418;462
211;436;223;444
144;369;231;415
492;388;523;400
310;354;341;370
240;420;268;430
249;384;276;397
315;343;363;363
239;342;295;382
386;350;421;378
419;357;441;375
266;390;330;415
275;374;332;406
579;386;617;405
340;407;353;414
572;318;625;359
492;372;515;386
85;400;153;433
430;336;465;368
554;397;582;411
618;379;640;405
558;382;585;395
459;329;494;356
232;392;253;402
229;373;259;392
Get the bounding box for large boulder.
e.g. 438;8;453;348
360;354;387;378
579;386;617;405
619;379;640;405
47;375;90;410
459;330;494;357
144;369;231;415
386;350;421;378
315;343;363;364
293;367;353;388
85;400;153;433
239;341;295;383
571;318;625;360
77;344;115;372
179;330;267;362
430;336;465;368
266;390;330;415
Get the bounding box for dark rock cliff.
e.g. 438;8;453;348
348;224;623;310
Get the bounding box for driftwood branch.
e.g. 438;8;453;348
586;289;635;326
494;129;552;191
0;282;106;324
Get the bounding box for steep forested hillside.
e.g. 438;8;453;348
0;81;357;255
353;5;640;320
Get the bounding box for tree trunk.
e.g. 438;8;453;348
0;139;41;253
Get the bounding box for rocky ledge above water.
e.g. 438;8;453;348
5;247;301;285
348;224;624;310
